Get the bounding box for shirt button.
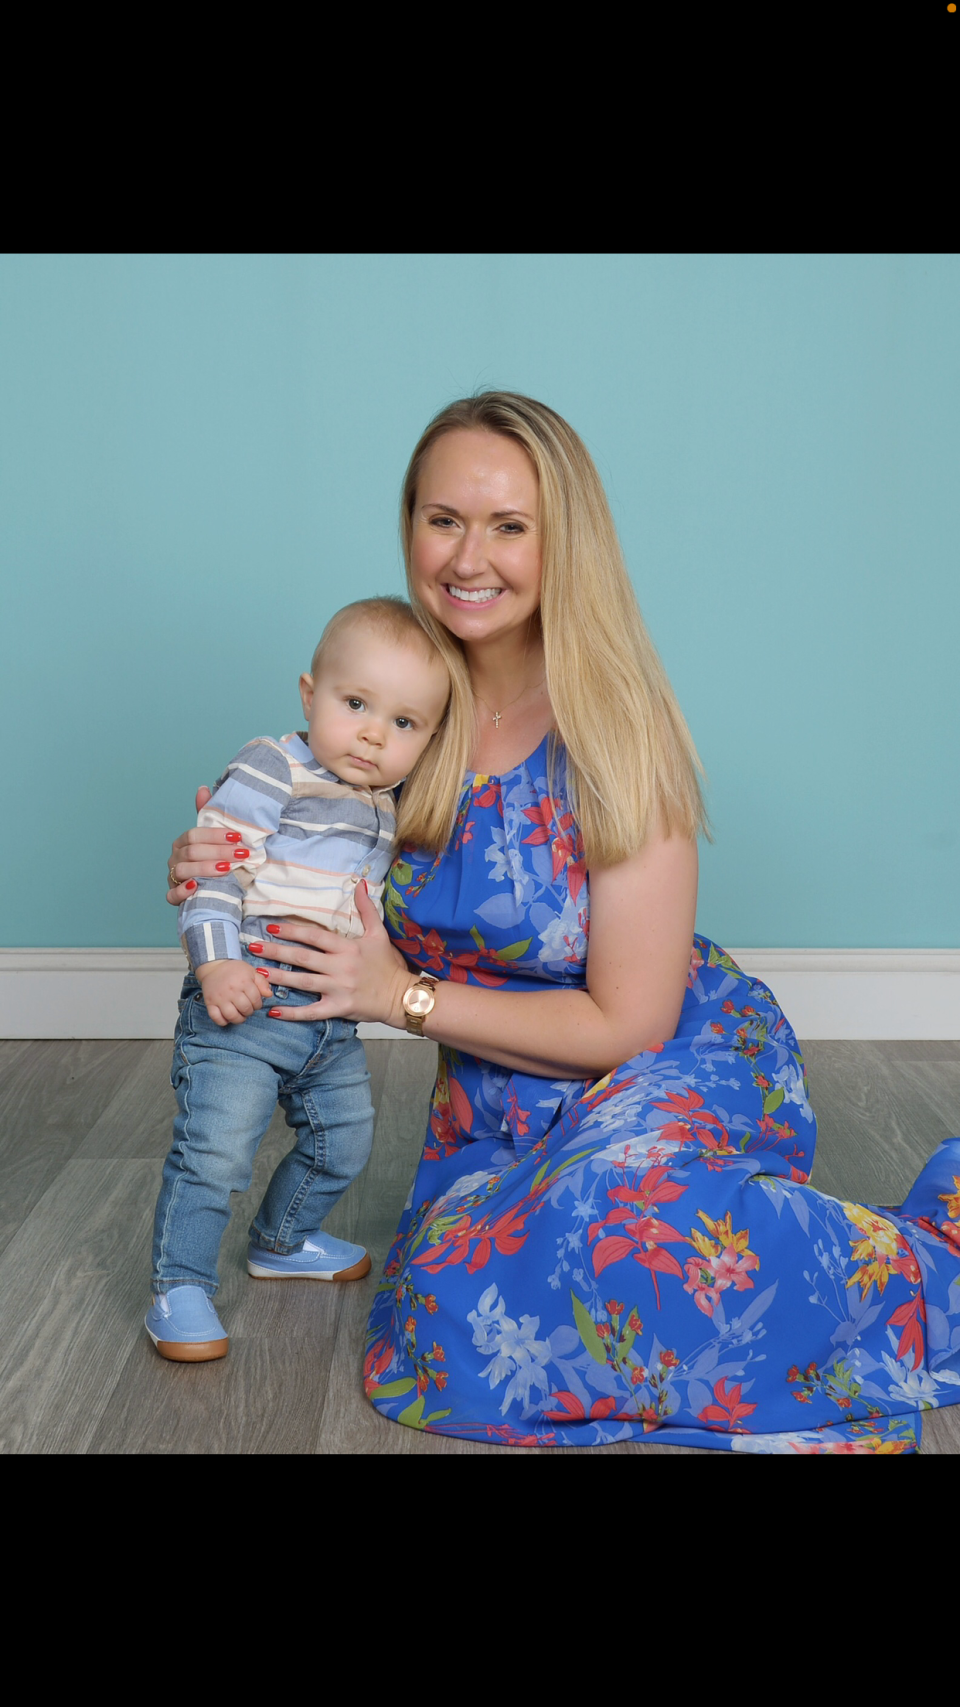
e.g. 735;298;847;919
362;865;370;876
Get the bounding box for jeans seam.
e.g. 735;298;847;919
272;1085;327;1246
156;1033;199;1289
296;1018;332;1078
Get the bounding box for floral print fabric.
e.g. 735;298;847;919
365;737;960;1452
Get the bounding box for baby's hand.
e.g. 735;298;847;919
196;959;271;1026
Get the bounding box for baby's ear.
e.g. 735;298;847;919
299;672;315;714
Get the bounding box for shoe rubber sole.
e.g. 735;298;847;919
146;1328;229;1362
246;1252;372;1282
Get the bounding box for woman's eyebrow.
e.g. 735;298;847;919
421;502;534;521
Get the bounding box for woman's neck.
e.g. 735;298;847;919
464;627;554;773
463;626;546;708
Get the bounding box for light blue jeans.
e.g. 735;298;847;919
152;965;374;1296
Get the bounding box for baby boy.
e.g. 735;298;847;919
146;597;450;1361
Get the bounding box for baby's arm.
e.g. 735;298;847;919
196;958;272;1027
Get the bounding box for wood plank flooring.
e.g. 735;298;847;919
1;1037;958;1455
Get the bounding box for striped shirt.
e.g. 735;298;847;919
179;733;397;968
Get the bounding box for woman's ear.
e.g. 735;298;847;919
299;672;315;718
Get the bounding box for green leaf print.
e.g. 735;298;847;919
397;1394;425;1427
572;1290;609;1365
384;871;408;934
495;939;533;961
708;944;743;975
372;1378;417;1399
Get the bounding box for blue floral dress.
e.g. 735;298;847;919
365;737;960;1452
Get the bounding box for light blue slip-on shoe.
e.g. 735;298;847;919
247;1231;371;1281
145;1285;229;1362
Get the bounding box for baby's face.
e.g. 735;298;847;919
300;624;450;790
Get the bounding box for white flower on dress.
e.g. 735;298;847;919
484;832;510;885
880;1352;947;1409
468;1283;553;1417
774;1061;815;1124
431;1170;497;1214
732;1431;830;1454
537;892;587;967
484;829;535;907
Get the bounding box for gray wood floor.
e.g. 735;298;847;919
1;1037;959;1455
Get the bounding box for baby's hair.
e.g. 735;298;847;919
310;596;442;679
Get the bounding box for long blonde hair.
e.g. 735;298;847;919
395;391;707;864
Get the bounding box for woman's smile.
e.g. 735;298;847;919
443;584;505;604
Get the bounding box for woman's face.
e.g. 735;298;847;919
409;429;542;649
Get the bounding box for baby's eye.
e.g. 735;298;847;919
395;717;413;730
347;697;365;711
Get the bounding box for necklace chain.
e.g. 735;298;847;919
474;677;546;730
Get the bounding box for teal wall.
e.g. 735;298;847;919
2;253;957;948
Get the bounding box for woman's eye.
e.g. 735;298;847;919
430;515;456;528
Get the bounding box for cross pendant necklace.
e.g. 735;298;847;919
476;677;546;730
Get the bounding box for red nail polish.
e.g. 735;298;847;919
249;942;263;953
215;861;231;872
268;1008;283;1018
255;968;271;978
266;924;282;935
234;848;250;859
225;832;242;843
185;880;198;891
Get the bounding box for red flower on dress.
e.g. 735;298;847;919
697;1377;757;1431
543;1392;618;1422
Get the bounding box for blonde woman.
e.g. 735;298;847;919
168;393;960;1451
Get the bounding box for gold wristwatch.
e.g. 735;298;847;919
401;973;439;1037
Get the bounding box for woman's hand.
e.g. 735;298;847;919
252;881;412;1025
166;787;252;903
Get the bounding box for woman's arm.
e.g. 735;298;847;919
259;831;698;1080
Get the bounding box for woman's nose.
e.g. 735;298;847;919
450;524;487;576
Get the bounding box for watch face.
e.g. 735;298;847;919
405;987;434;1017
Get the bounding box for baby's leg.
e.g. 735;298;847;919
152;985;280;1296
250;1019;374;1256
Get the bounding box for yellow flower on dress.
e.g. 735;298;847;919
938;1176;960;1221
843;1203;899;1259
842;1203;902;1299
688;1210;760;1275
695;1210;756;1257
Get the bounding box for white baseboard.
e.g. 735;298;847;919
0;948;957;1042
0;950;406;1042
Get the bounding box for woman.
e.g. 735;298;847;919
168;392;960;1451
